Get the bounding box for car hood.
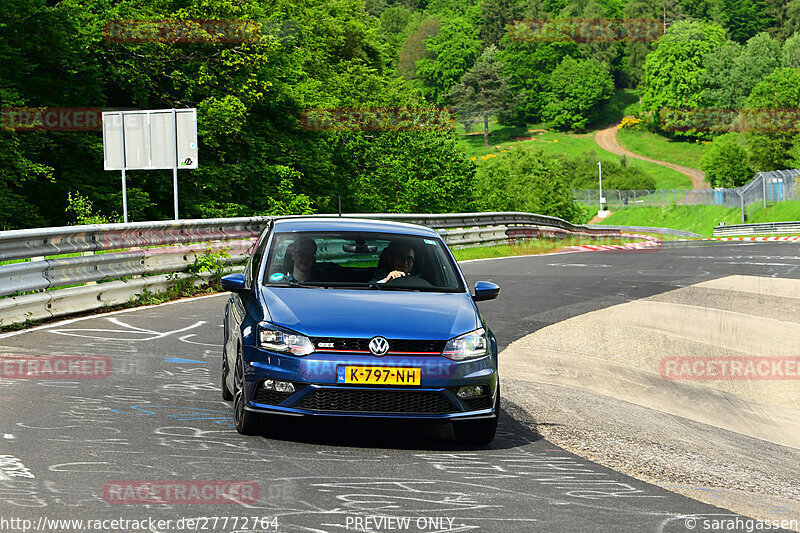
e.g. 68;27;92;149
260;287;480;340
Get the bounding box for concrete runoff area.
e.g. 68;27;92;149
501;274;800;526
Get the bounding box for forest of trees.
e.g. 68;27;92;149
3;0;800;229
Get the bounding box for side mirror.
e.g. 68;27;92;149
221;272;248;294
473;281;500;302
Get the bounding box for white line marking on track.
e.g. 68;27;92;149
547;263;612;268
48;318;205;342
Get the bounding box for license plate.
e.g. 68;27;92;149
337;366;421;386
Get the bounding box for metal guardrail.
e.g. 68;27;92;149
0;212;637;327
713;221;800;236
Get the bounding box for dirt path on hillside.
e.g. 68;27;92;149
595;121;708;189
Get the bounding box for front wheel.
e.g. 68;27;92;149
233;353;258;435
453;385;499;445
221;357;233;401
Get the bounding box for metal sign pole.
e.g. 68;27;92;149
119;112;129;223
597;161;604;211
172;108;179;221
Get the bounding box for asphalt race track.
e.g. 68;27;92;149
0;240;798;532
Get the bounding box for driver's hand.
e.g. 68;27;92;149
380;270;406;283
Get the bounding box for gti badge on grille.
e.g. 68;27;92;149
368;336;389;356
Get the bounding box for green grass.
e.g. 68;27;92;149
595;201;800;236
459;128;692;189
450;236;640;261
455;92;692;190
747;200;800;224
596;205;739;236
617;127;707;170
457;122;532;158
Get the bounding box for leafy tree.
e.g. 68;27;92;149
701;33;782;110
398;18;442;79
330;131;476;213
446;45;512;146
572;0;623;74
477;0;522;46
717;0;773;44
498;36;578;124
620;0;685;87
700;133;752;187
679;0;720;20
564;151;656;190
781;0;800;42
784;32;800;68
788;137;800;169
380;6;413;58
414;15;483;104
699;41;743;108
473;147;583;221
541;56;615;131
743;68;800;171
640;20;726;131
1;0;485;229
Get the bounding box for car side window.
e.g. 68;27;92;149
246;229;270;286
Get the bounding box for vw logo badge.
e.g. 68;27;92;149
369;336;389;356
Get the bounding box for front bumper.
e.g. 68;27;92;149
240;346;498;420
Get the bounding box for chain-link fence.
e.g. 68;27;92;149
573;170;800;214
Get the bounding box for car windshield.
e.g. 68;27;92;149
263;231;465;292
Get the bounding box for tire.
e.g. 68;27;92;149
454;385;500;446
221;357;233;401
233;352;258;435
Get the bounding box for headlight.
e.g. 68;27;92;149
442;328;488;361
258;324;314;356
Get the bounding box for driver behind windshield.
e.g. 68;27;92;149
285;238;317;282
372;241;415;283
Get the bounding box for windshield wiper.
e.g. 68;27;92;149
296;281;374;289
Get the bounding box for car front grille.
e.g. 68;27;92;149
253;389;292;405
462;396;493;410
293;388;458;414
311;337;446;354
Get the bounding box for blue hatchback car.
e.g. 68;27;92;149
220;217;501;444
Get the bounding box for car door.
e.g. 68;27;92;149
225;224;271;373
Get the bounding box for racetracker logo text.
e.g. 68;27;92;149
1;108;102;132
660;108;800;133
1;356;112;379
660;357;800;380
103;481;259;504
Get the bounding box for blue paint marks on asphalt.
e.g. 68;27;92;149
109;405;230;421
163;357;212;364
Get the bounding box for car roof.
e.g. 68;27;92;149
271;217;440;238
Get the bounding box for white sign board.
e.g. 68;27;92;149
102;109;197;170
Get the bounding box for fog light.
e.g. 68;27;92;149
275;381;295;393
263;379;275;389
456;385;485;398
